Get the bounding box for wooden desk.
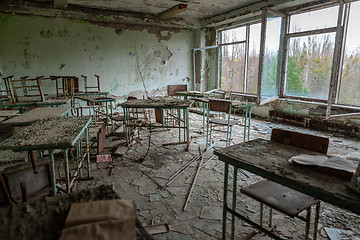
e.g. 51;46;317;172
214;139;360;239
0;116;92;195
120;97;194;149
1;107;70;126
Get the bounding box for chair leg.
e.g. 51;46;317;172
260;202;264;227
304;207;311;240
269;208;273;228
313;202;320;240
209;123;213;147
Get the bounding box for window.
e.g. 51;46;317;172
284;6;338;100
219;23;261;94
338;1;360;106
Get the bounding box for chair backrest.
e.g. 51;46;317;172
271;128;329;154
167;84;187;96
209;99;231;113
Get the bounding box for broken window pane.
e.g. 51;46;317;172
247;23;261;94
338;1;360;106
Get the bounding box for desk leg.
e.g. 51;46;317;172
106;102;109;135
202;102;205;134
49;149;56;196
64;149;70;193
86;127;90;178
186;107;189;149
243;107;248;142
222;162;229;240
247;107;252;141
231;167;238;240
178;109;181;143
205;103;210;150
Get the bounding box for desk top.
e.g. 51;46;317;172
121;97;194;108
0;116;91;151
175;90;224;98
1;107;70;126
75;95;115;103
0;110;19;117
214;139;360;215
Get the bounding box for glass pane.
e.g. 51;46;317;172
286;33;335;99
338;1;360;106
247;23;261;94
261;17;281;99
221;26;246;44
289;6;338;33
220;43;246;92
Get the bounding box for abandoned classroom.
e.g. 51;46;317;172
0;0;360;239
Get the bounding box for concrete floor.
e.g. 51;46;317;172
2;110;359;239
70;110;360;239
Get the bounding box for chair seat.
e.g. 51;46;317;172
240;180;319;217
209;118;238;126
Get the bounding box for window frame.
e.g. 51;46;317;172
215;1;360;116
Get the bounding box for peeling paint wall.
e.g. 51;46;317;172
0;14;194;98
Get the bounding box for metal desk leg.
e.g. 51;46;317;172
178;109;181;143
231;167;238;240
205;104;210;149
202;102;206;134
64;149;70;193
49;149;56;196
86;127;90;178
106;102;109;135
222;162;229;240
247;107;252;141
243;107;248;142
186;107;189;149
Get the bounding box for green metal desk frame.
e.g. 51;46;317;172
121;98;193;149
74;96;114;135
0;117;92;196
205;101;255;149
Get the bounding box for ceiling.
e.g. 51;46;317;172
1;0;329;29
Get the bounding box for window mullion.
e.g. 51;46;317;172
326;0;345;119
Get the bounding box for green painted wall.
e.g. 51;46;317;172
0;14;194;97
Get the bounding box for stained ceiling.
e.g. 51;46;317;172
1;0;330;29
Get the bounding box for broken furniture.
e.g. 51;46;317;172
0;157;52;205
164;84;188;126
74;95;115;135
0;116;92;195
214;133;360;240
0;185;153;240
205;99;254;149
239;129;329;240
120;96;194;149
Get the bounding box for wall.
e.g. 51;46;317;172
0;14;195;98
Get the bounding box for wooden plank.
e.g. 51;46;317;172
97;125;106;154
271;128;329;154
